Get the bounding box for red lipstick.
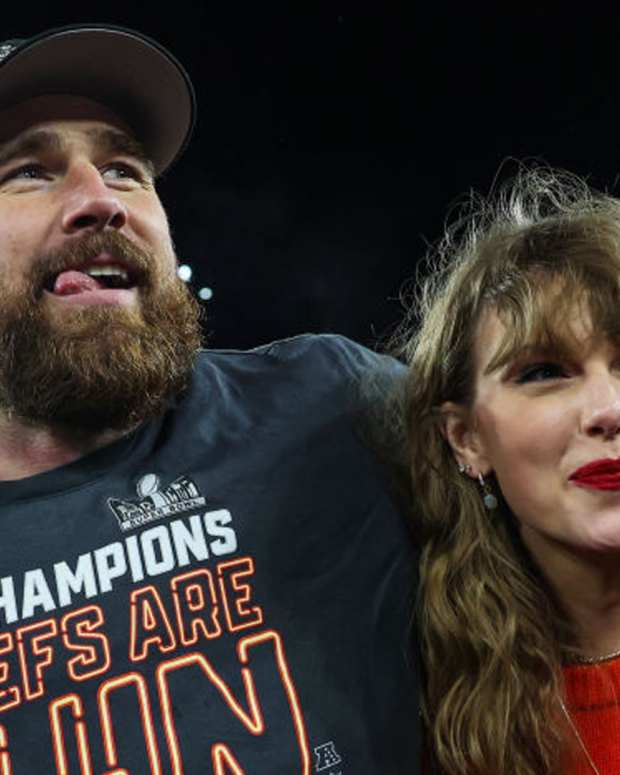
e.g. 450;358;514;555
569;458;620;490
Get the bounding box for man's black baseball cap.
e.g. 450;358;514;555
0;24;196;176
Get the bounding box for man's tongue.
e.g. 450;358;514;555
53;270;104;296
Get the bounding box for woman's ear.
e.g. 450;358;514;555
440;401;491;476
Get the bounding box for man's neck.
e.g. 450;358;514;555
0;414;127;480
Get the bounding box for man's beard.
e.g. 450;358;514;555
0;232;203;433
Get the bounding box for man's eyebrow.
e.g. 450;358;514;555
0;127;155;178
0;129;64;170
85;127;155;177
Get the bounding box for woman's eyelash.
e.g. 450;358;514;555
514;362;567;383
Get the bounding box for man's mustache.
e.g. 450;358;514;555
26;232;152;299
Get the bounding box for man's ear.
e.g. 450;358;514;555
440;401;491;476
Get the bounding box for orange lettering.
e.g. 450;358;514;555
0;634;19;712
16;618;57;700
129;586;176;661
62;606;111;682
217;558;263;632
156;630;309;775
172;569;221;645
98;672;163;774
49;694;94;775
212;744;246;775
0;724;12;775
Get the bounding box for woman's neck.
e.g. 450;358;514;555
524;529;620;659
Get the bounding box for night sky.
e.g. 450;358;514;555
3;6;619;349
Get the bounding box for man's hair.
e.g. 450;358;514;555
0;230;203;431
392;164;620;775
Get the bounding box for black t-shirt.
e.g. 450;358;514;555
0;334;419;773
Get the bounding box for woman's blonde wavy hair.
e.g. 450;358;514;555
393;164;620;775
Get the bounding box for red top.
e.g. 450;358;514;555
423;657;620;773
562;655;620;772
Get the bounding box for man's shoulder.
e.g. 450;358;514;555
177;333;404;433
194;333;403;383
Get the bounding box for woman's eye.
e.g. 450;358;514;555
515;362;567;384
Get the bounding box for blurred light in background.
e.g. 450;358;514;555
178;264;193;282
198;287;214;301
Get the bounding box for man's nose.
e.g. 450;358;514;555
582;376;620;440
61;163;128;234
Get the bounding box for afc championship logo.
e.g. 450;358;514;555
107;473;207;531
314;741;343;773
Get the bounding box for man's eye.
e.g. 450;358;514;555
102;163;143;181
2;163;46;181
515;362;567;384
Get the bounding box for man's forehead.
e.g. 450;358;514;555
0;94;133;140
0;95;153;173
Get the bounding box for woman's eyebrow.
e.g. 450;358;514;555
485;341;578;376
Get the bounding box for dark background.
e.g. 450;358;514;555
4;5;619;349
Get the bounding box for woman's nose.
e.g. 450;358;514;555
582;377;620;440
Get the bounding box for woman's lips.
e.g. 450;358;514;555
569;458;620;490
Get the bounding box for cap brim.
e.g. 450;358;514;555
0;24;196;175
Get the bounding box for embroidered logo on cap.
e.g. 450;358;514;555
0;43;17;63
